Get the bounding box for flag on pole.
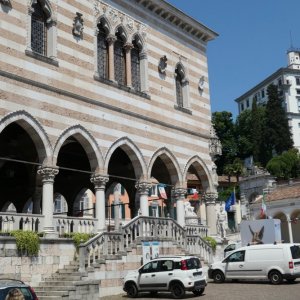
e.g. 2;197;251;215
158;185;167;199
225;192;235;212
260;191;267;218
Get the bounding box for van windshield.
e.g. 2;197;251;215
290;245;300;259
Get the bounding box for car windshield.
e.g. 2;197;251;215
290;245;300;259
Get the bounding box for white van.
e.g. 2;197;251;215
208;243;300;284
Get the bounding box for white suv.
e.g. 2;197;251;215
123;256;207;299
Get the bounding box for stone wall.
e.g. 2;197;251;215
0;237;76;286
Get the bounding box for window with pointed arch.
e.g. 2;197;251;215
97;22;109;79
31;0;47;56
175;64;184;107
174;63;190;111
27;0;57;64
114;29;126;86
131;39;141;92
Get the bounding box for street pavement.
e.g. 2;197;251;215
101;279;300;300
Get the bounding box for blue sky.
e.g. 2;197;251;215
167;0;300;119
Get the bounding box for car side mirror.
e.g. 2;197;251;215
139;269;143;274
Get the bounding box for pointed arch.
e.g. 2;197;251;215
0;110;52;164
148;147;182;186
104;137;147;180
132;32;145;52
183;155;214;191
53;125;104;172
96;15;112;35
115;24;128;42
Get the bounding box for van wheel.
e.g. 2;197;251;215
126;282;138;298
193;288;205;296
269;270;283;285
213;270;225;283
170;283;185;299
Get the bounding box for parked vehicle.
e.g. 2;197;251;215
224;241;242;257
0;279;38;300
123;255;207;299
208;243;300;285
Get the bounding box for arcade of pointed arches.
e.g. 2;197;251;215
0;110;215;234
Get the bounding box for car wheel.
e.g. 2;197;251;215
213;270;225;283
170;283;185;299
192;287;205;296
126;282;138;298
286;278;296;284
269;270;283;285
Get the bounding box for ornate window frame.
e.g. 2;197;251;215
174;62;191;114
25;0;58;66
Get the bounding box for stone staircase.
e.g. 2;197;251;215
34;217;212;299
34;261;87;300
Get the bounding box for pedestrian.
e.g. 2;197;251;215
5;288;25;300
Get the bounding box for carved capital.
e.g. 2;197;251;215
135;181;152;195
204;192;218;206
124;43;134;52
106;34;117;45
38;167;59;183
90;174;109;190
173;188;186;198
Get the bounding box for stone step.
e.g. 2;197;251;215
34;286;74;292
34;290;69;297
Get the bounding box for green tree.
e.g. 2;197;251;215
212;111;238;175
235;109;253;159
263;84;293;164
251;97;266;163
266;149;300;179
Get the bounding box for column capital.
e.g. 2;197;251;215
173;188;187;198
106;34;117;45
124;43;134;52
38;166;59;183
135;181;152;195
204;192;218;206
91;174;109;190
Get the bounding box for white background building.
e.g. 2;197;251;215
235;49;300;150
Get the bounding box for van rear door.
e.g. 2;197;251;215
290;245;300;273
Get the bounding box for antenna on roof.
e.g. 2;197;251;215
290;30;294;49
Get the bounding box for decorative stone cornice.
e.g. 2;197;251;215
38;166;59;183
113;0;218;43
135;181;152;195
90;174;109;190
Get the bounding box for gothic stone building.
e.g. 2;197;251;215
0;0;219;236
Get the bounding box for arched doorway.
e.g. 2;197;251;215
273;212;289;242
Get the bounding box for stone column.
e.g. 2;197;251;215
38;166;59;238
107;35;116;82
135;182;152;216
174;188;186;227
204;192;218;236
91;174;109;233
124;43;133;88
113;185;120;231
140;51;149;93
286;215;294;243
